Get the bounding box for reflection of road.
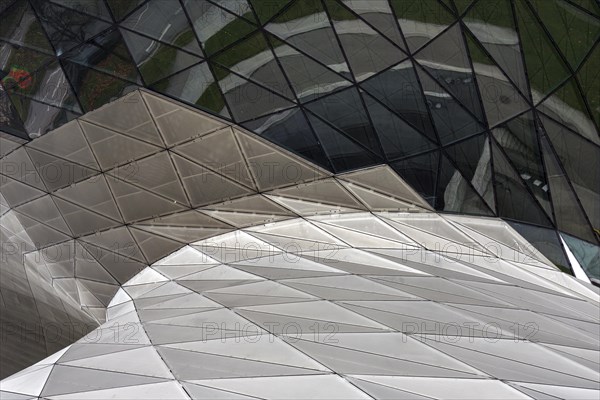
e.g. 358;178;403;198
0;12;36;70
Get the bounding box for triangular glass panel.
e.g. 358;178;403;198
492;112;551;217
235;128;328;189
121;0;203;54
249;0;293;24
561;233;600;281
444;134;495;210
360;60;437;141
540;136;596;242
464;30;530;127
390;151;439;208
436;153;493;215
121;29;203;85
265;0;351;78
174;127;255;189
4;61;82;113
576;42;599;128
529;0;600;70
209;0;256;21
389;0;456;52
106;0;144;21
106;175;187;223
0;89;27;140
186;1;257;56
213;31;294;99
171;153;255;207
61;60;140;113
538;77;597;144
508;221;571;272
49;0;112;20
462;0;529;97
213;64;296;122
339;181;426;212
306;87;383;157
414;24;484;120
541;115;600;229
140;209;232;228
415;66;485;144
268;33;352;103
0;1;53;53
31;1;112;54
491;139;553;226
108;151;189;205
80;120;161;170
306;113;381;172
325;0;406;81
340;0;406;49
362;92;436;160
514;0;571;100
150;61;229;117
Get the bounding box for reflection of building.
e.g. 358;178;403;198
1;0;599;397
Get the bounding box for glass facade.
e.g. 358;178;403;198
1;0;598;279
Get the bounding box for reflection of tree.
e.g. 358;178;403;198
35;2;92;53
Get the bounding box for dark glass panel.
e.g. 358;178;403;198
62;28;140;83
8;92;80;138
305;87;382;157
436;152;493;215
186;0;257;56
360;60;437;142
213;31;294;99
121;29;202;85
49;0;112;20
325;0;406;81
243;107;332;169
540;135;596;243
389;0;456;52
491;139;553;227
444;133;495;210
212;64;294;122
62;60;139;112
248;0;292;24
576;43;599;129
151;62;229;118
340;0;405;48
492;112;551;217
106;0;145;21
416;66;485;145
306;112;380;172
390;150;439;208
31;1;112;55
268;34;352;103
514;0;570;99
0;0;53;53
415;24;483;122
508;221;571;273
529;0;600;70
265;0;351;77
362;91;436;160
0;85;28;139
562;233;600;282
121;0;203;55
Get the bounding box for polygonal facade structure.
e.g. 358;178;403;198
0;1;599;398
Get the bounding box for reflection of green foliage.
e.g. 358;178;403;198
78;69;131;111
202;18;256;56
138;29;198;84
196;80;226;113
390;0;455;26
106;0;143;21
213;32;270;79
